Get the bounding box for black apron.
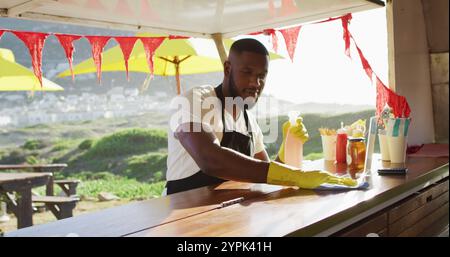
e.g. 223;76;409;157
166;84;254;194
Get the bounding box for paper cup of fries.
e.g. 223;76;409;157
319;128;337;161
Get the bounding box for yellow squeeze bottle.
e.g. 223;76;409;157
284;112;303;169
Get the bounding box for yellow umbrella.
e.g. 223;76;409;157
57;34;283;94
0;48;64;91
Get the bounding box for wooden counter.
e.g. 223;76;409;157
5;154;448;237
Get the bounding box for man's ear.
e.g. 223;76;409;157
224;60;231;77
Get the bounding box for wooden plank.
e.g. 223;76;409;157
418;212;449;237
0;164;67;197
397;203;449;237
0;173;50;191
54;179;81;184
334;212;387;237
128;157;449;237
0;172;51;229
388;178;448;223
389;192;449;236
16;188;32;228
6;155;449;237
6;182;284;237
32;196;79;203
0;164;67;170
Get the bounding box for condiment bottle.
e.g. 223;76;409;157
348;137;366;171
284;112;304;169
335;122;347;164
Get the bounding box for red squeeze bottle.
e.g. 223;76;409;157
336;122;347;164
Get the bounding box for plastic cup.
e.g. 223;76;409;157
321;135;337;161
387;135;407;163
385;117;410;164
378;129;390;161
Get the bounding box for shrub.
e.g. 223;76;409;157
25;155;39;164
124;152;167;182
85;128;167;158
22;139;46;150
78;139;94;150
51;139;79;152
0;150;26;164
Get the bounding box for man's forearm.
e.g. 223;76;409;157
204;145;270;183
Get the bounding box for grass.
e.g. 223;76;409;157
74;176;165;200
84;128;167;158
0;110;380;202
32;171;165;200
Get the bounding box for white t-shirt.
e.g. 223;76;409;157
166;85;265;181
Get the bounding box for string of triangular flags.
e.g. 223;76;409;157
0;13;410;118
248;13;410;118
0;29;189;84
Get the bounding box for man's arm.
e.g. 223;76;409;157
175;122;269;183
254;150;270;162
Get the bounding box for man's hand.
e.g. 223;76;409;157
266;161;357;189
277;117;309;163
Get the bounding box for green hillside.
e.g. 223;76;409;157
0;109;378;200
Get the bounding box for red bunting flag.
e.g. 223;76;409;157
140;37;165;76
376;78;411;118
279;26;301;62
12;31;49;87
85;36;111;84
349;34;411;118
341;13;352;58
263;29;278;53
352;36;373;79
0;30;4;39
55;34;82;81
249;29;278;52
114;36;139;81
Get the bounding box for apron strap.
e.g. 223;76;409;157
214;84;252;134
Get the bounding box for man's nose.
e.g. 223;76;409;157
248;75;262;88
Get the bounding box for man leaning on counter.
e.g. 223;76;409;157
164;38;356;195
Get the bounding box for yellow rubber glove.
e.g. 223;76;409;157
267;161;357;189
277;117;309;163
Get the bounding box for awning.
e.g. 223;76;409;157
0;0;384;38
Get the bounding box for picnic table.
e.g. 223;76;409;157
5;154;449;237
0;164;68;196
0;164;80;223
0;172;51;228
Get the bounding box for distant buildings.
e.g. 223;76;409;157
0;87;171;127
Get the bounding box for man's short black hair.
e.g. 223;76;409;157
230;38;269;56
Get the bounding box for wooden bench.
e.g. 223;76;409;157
54;179;81;197
32;196;79;220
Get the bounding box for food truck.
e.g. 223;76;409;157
1;0;448;237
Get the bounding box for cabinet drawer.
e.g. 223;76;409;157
389;179;449;223
335;212;388;237
388;178;449;236
396;202;449;237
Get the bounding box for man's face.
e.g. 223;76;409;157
225;51;269;108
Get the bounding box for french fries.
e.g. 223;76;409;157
318;127;337;136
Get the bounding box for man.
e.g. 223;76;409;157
165;38;355;195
